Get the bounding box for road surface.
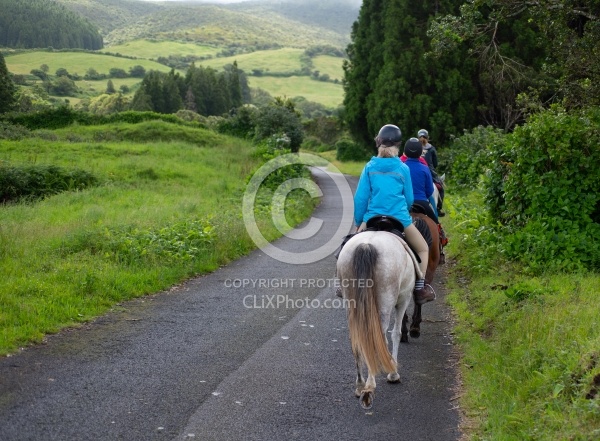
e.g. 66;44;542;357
0;167;462;440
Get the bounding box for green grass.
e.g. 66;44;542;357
197;47;305;74
250;75;344;108
4;51;174;77
75;77;142;96
103;39;220;60
0;123;317;355
443;190;600;440
312;55;345;81
314;150;366;176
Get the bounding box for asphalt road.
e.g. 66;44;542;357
0;167;462;441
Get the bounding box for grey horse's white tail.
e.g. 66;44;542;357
346;243;397;375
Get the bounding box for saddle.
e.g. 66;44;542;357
335;215;422;263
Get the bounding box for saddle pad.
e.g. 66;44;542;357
414;217;433;248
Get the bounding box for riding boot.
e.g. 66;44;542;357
413;283;436;305
438;224;448;247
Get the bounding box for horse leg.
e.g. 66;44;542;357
410;304;422;338
359;372;376;410
354;352;366;398
401;311;409;343
387;303;407;382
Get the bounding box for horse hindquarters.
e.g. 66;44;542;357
345;243;396;377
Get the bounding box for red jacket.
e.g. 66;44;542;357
400;154;428;166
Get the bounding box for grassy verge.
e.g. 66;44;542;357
443;190;600;440
0;125;317;355
312;150;366;176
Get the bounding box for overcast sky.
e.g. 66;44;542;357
140;0;361;4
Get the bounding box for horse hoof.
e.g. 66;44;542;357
410;328;421;338
400;333;409;343
387;372;400;383
359;391;374;410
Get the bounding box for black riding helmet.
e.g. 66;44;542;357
375;124;402;147
404;137;423;158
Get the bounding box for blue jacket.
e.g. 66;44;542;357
354;157;414;228
404;158;434;201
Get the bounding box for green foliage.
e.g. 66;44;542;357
0;0;103;50
442;125;506;187
217;105;258;139
483;106;600;271
0;53;17;113
92;219;216;264
0;121;30;140
343;0;477;147
335;138;370;162
0;163;98;203
254;100;304;153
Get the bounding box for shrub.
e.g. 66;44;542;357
483;106;600;271
0;163;99;203
0;121;30;140
335;138;369;161
442;125;506;188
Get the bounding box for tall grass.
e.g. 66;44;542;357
0;124;317;355
443;189;600;440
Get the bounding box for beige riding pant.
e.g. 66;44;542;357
357;222;429;278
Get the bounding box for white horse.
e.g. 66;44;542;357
336;229;420;409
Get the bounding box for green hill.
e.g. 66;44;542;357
102;4;350;49
54;0;356;51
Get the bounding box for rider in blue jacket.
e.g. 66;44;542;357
353;124;435;305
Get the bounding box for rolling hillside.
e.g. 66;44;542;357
55;0;357;50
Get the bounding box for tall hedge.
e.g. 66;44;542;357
485;106;600;270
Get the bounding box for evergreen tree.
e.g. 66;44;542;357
343;0;476;147
0;53;17;113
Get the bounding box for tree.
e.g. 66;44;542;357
428;0;600;115
0;53;17;113
106;80;116;94
129;65;146;78
254;99;304;153
343;0;476;147
49;76;77;96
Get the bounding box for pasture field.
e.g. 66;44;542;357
75;77;143;96
196;47;305;74
250;75;344;108
4;51;173;77
103;39;220;60
312;55;345;82
0;122;316;355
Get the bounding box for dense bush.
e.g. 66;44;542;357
254;103;304;153
0;121;30;140
2;109;205;130
0;163;98;203
335;138;370;161
483;106;600;271
217;105;258;139
442;126;506;188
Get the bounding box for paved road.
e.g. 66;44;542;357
0;167;462;441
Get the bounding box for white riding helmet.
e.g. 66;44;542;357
417;129;429;139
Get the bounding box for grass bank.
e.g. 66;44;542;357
443;190;600;440
0;123;317;355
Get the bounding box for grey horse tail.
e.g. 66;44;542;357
347;243;396;375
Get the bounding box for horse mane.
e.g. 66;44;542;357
347;243;396;375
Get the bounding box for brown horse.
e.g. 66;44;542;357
400;212;442;342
